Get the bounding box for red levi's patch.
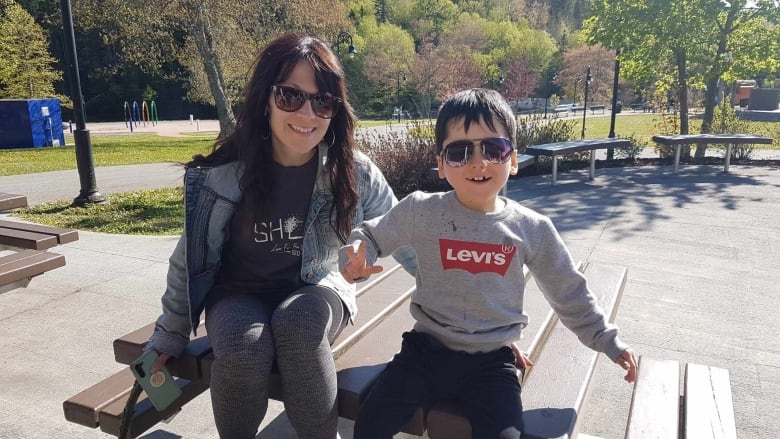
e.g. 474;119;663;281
439;238;516;276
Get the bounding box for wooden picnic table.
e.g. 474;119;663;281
651;134;773;173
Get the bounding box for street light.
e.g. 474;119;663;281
335;30;357;58
396;72;406;123
543;72;557;118
60;0;105;206
581;66;592;139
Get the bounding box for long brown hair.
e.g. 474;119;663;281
189;34;359;242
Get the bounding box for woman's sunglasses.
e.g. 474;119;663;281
440;137;514;168
272;85;341;119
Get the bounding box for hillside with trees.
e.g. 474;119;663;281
6;0;779;141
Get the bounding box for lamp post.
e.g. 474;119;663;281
543;72;557;118
60;0;105;206
335;30;357;58
607;49;621;159
581;66;592;139
396;71;406;123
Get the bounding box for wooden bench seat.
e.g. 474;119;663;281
64;260;629;438
0;249;65;294
589;105;606;114
0;219;79;250
526;138;632;184
625;356;736;439
651;133;773;173
0;192;28;211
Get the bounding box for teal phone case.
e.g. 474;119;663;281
130;350;182;412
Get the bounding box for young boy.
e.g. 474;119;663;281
339;88;637;439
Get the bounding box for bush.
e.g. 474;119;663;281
356;126;448;198
516;114;577;151
614;134;648;161
711;102;759;160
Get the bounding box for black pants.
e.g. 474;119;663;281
353;331;524;439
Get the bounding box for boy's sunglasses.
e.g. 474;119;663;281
272;85;341;119
440;137;514;168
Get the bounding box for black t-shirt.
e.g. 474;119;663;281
212;154;318;296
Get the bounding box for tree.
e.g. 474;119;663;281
0;0;64;100
71;0;350;138
584;0;780;157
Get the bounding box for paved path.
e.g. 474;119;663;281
1;139;779;438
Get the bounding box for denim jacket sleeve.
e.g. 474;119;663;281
357;154;418;275
147;234;191;357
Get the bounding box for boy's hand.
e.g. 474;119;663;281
615;349;638;383
341;240;383;283
510;342;534;369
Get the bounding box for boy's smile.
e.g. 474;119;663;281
437;117;519;213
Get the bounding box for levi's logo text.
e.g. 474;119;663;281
439;238;516;276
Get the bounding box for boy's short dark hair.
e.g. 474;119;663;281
434;88;517;153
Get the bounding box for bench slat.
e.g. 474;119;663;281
520;262;626;439
526;138;632;156
0;219;80;244
651;134;773;146
0;193;28;211
0;249;65;287
684;363;736;439
98;378;210;437
0;227;59;250
63;368;137;428
624;357;680;439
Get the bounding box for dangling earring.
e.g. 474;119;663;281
323;128;335;148
262;108;270;140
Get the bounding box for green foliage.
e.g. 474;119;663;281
356;123;447;198
0;0;63;100
516;114;577;151
613;134;647;161
710;102;759;160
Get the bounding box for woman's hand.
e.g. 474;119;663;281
151;352;172;374
341;240;383;283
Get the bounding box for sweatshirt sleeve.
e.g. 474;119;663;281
526;216;629;362
339;192;418;273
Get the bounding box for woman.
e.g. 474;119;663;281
146;34;416;439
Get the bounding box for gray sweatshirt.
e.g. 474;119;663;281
339;190;628;362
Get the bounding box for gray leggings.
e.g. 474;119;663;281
205;285;348;439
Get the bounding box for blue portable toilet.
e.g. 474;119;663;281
0;98;66;149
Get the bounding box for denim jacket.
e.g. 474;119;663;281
148;143;418;357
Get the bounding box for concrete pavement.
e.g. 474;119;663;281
1;158;779;438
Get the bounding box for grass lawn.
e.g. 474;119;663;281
0;134;214;176
16;187;185;235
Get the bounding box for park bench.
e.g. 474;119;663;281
624;356;736;439
630;104;647;112
63;259;630;438
0;195;76;293
588;105;606;114
526;138;632;185
651;133;773;173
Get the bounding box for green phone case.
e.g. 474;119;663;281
129;350;183;412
